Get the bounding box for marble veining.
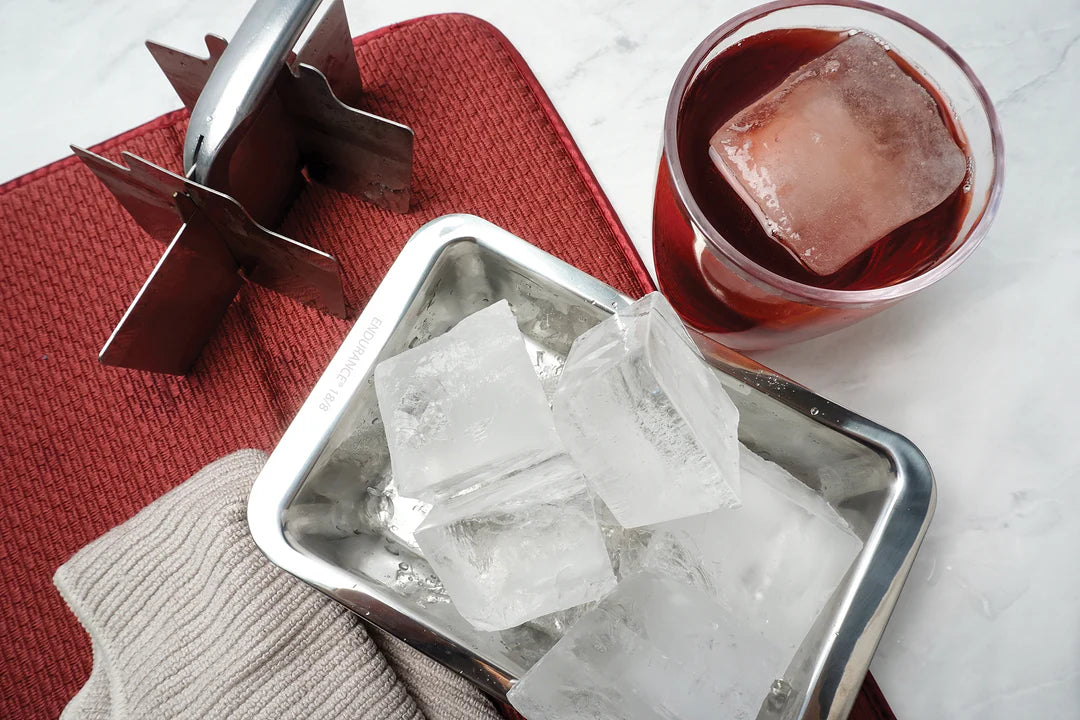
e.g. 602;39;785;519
2;0;1077;717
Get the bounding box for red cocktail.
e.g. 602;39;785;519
653;1;1004;351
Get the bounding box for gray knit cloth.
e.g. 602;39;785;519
54;449;502;720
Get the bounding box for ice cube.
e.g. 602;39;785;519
414;454;616;632
593;495;654;580
709;33;967;275
284;500;365;539
738;442;854;533
525;602;597;643
508;571;780;720
374;300;560;500
553;292;740;528
646;444;863;657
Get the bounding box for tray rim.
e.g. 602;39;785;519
248;213;935;718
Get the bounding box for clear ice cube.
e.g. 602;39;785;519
647;444;863;657
593;495;654;580
738;442;853;532
709;33;967;275
525;602;597;643
414;454;616;632
374;300;560;501
508;571;779;720
553;292;740;528
531;449;861;720
284;500;365;539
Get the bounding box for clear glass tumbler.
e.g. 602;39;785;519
653;0;1004;352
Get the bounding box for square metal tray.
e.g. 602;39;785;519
248;214;935;719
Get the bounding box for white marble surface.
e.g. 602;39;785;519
2;0;1077;716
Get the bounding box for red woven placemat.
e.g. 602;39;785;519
0;13;893;718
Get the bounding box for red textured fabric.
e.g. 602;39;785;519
0;14;892;719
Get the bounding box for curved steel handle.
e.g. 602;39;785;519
183;0;322;182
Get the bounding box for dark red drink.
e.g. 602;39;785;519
653;17;994;351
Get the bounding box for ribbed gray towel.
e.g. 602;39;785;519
54;449;502;720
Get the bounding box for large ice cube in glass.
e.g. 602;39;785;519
508;571;779;720
647;444;863;657
709;33;967;275
553;292;740;528
374;300;559;500
414;454;615;632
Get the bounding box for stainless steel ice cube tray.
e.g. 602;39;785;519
248;214;935;719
